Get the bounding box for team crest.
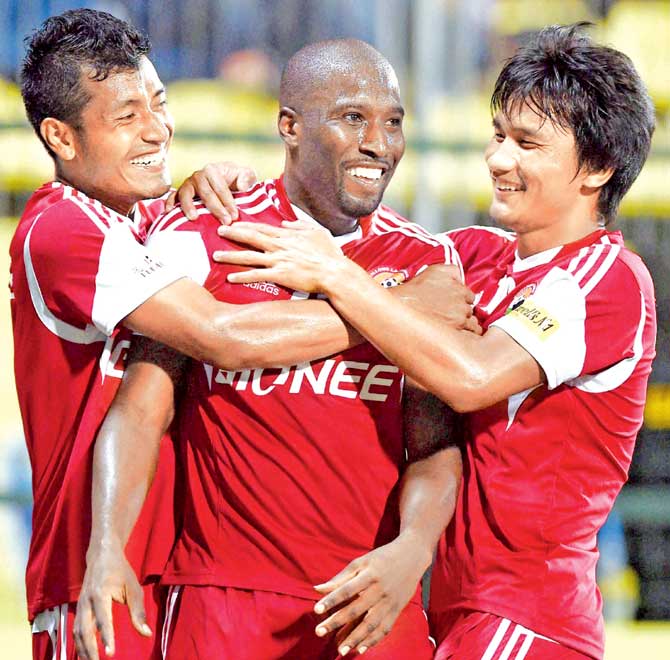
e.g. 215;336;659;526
371;268;408;288
507;283;536;312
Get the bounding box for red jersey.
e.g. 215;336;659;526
10;182;185;619
429;226;657;659
145;177;461;598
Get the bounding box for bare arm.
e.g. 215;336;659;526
123;278;362;370
74;339;186;660
214;222;541;409
311;385;462;656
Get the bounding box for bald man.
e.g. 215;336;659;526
76;39;470;659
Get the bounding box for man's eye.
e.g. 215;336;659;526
519;140;537;149
117;113;135;121
345;112;363;123
494;132;504;142
387;117;402;127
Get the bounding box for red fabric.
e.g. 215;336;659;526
432;610;592;660
31;583;165;660
10;183;180;619
145;178;459;599
430;227;656;659
162;585;434;659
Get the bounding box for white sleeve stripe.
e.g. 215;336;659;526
580;245;620;296
571;244;604;283
240;197;275;215
234;182;271;205
146;205;187;238
445;225;515;241
24;216;106;344
69;197;111;234
566;247;590;275
372;215;441;247
375;209;440;244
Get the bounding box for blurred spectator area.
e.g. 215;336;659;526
0;0;669;622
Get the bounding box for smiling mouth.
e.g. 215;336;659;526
346;166;385;183
130;153;166;168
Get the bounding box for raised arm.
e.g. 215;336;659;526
310;385;462;656
74;338;186;660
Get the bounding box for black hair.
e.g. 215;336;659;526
491;22;655;224
20;8;151;158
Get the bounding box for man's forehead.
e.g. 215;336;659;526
494;100;569;137
309;69;401;108
80;57;163;106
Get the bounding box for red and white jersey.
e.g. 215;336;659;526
429;226;657;659
145;177;460;599
9;182;184;619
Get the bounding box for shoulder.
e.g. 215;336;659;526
560;234;652;300
369;205;443;247
232;179;281;216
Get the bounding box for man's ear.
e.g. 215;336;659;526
278;107;300;148
581;167;614;191
40;117;78;161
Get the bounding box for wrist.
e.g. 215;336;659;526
396;528;434;572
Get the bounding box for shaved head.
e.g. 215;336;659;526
278;39;405;235
279;39;399;111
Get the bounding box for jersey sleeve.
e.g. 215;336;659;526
491;257;645;390
26;201;187;337
144;211;212;286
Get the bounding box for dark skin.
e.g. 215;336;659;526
74;42;476;659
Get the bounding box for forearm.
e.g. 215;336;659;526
213;298;362;369
87;401;168;557
321;259;537;410
125;278;362;371
87;347;181;559
396;446;462;571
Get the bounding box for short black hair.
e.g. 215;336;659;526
491;22;655;224
21;8;151;158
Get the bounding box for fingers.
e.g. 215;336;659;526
176;181;198;221
212;250;274;269
195;171;236;223
164;190;177;213
336;606;399;656
464;316;483;335
92;591;115;657
73;597;101;660
126;578;152;638
315;590;376;639
216;225;282;252
235;167;258;191
314;572;371;615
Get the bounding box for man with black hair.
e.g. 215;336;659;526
217;23;657;659
13;11;409;660
75;38;471;660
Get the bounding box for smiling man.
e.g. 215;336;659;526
216;24;657;660
76;38;472;660
12;12;393;660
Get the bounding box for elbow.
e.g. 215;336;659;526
195;317;264;371
433;366;493;414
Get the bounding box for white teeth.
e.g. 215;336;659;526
497;185;520;191
348;167;383;180
130;154;163;167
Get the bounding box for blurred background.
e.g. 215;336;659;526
0;0;668;657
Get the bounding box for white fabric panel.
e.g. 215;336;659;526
92;223;187;335
145;228;211;286
491;266;587;389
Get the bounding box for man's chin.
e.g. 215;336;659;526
339;191;384;219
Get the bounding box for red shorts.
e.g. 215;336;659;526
162;585;435;659
431;610;592;660
31;582;165;660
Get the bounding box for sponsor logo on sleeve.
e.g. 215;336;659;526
370;267;408;288
506;295;559;340
132;254;165;278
